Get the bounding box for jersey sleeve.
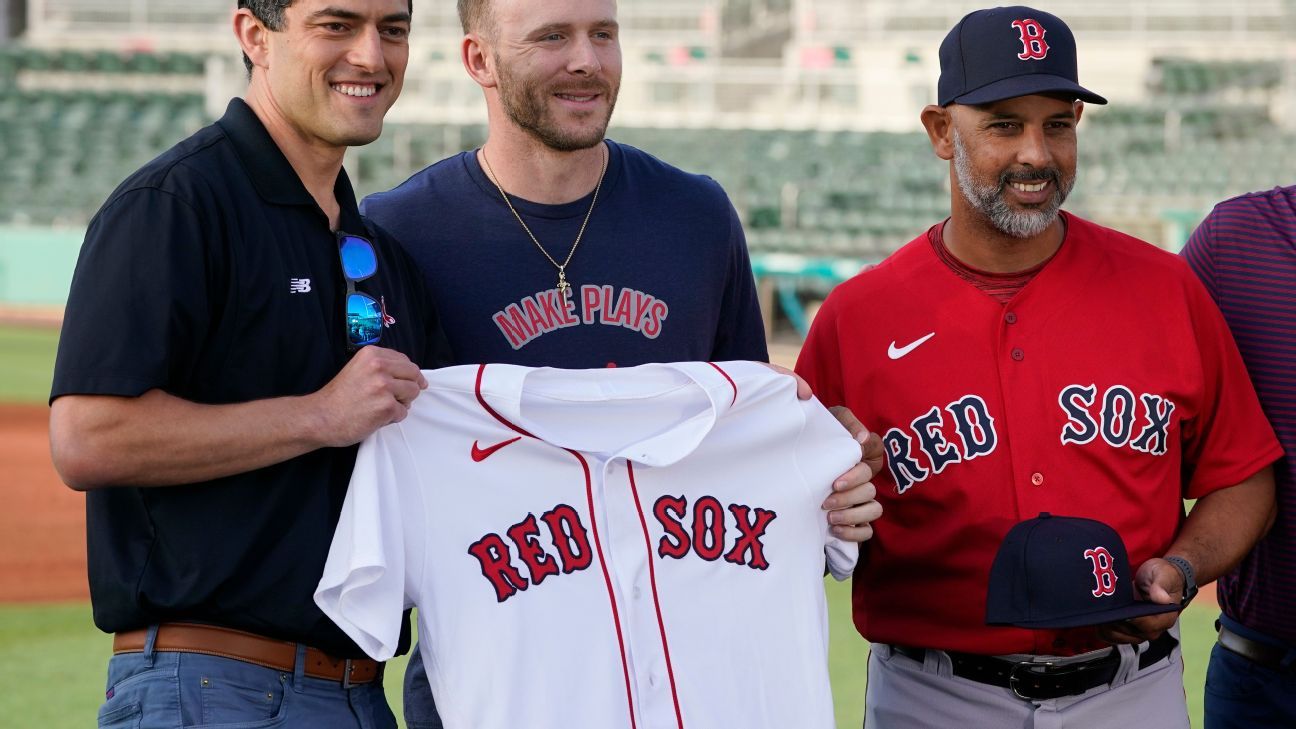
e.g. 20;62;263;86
1179;267;1282;498
710;197;771;362
794;289;847;409
315;422;428;661
51;188;213;401
794;396;863;580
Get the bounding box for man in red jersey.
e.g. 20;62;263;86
796;7;1281;726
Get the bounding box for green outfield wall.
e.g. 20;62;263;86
0;226;83;307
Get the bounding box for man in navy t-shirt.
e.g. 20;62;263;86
362;0;885;725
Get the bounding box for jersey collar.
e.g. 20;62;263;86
476;362;742;467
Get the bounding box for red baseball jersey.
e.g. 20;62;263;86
796;213;1282;656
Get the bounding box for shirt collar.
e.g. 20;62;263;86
479;362;741;468
215;98;363;230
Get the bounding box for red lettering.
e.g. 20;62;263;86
538;291;567;330
1011;19;1049;60
610;289;635;328
642;300;668;339
1084;547;1118;597
692;496;725;561
629;291;654;332
581;285;602;325
507;514;560;587
522;296;551;333
598;285;616;324
467;533;529;602
541;504;593;573
653;495;691;559
724;505;777;570
493;307;532;349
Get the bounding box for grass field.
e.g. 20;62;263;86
0;324;59;403
0;583;1218;728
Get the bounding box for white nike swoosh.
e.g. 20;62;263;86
888;332;936;360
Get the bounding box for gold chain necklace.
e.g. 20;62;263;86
480;144;608;297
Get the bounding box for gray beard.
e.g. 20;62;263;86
952;131;1073;239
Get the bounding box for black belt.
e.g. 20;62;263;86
1217;623;1296;673
892;632;1178;701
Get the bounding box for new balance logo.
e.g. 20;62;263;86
290;278;312;294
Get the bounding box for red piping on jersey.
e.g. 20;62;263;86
626;462;686;729
472;364;639;729
707;362;738;406
474;364;539;439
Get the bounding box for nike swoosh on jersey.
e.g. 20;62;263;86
471;437;522;462
887;332;936;360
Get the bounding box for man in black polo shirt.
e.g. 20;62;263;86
47;1;448;727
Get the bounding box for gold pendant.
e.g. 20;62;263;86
557;269;571;296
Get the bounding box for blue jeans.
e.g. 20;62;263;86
97;627;397;729
1204;616;1296;729
402;646;444;729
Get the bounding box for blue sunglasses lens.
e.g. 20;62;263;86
346;292;383;346
339;235;377;281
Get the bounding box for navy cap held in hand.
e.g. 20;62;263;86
986;513;1179;629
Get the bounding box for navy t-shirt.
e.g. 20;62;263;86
51;99;452;657
362;140;768;367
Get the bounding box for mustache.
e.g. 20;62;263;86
548;82;612;96
999;168;1061;187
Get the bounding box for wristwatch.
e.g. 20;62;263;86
1164;556;1198;608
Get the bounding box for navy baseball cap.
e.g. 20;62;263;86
938;6;1107;107
986;513;1178;629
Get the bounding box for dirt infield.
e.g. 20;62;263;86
0;403;88;602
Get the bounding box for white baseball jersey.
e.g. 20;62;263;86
315;361;860;729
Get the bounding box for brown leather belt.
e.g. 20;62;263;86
1218;624;1296;673
893;633;1178;701
113;623;380;686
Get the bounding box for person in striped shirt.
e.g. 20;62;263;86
1183;188;1296;729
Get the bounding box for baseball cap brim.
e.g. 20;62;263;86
948;74;1107;106
995;598;1179;630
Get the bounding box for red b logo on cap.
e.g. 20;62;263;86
1011;19;1049;60
1084;547;1118;597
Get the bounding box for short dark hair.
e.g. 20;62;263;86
457;0;491;36
238;0;415;75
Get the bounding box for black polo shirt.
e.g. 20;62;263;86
51;98;452;657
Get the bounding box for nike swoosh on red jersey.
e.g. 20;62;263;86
471;437;522;462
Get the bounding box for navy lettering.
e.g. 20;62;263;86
913;406;961;475
1059;384;1099;445
947;395;997;460
1100;386;1137;447
883;428;927;494
1131;394;1175;456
